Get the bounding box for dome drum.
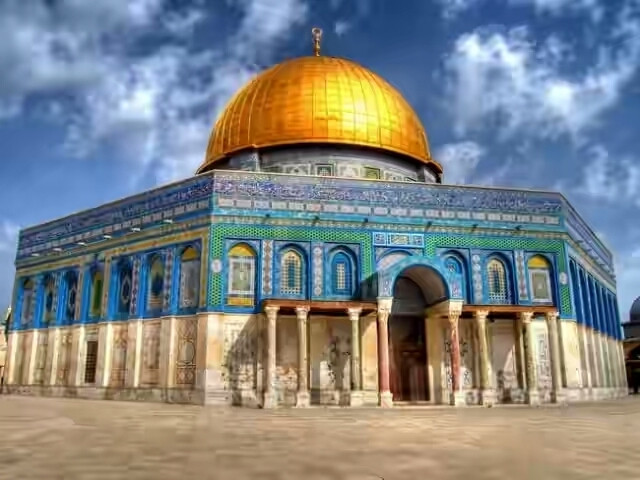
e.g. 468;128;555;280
206;145;441;183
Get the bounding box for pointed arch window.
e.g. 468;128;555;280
89;269;104;319
63;271;78;324
20;278;34;327
280;249;304;296
444;255;466;300
487;258;510;303
42;275;56;326
117;261;133;316
179;246;200;309
331;251;354;296
528;255;552;303
146;255;165;313
227;243;257;306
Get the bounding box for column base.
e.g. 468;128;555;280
450;390;467;407
480;388;497;407
551;389;567;405
379;390;393;408
263;391;278;409
526;389;541;406
349;390;365;407
295;390;310;408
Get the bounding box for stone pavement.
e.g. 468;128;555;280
1;396;640;480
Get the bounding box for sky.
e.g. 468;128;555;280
0;0;639;320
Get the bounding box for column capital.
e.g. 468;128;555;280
474;309;490;324
264;305;280;320
545;311;559;323
376;297;392;325
347;307;362;322
447;313;460;328
519;311;534;324
294;305;309;320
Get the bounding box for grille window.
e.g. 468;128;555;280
84;340;98;384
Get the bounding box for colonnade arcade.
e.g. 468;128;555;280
258;263;575;408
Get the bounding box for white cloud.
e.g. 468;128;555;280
435;0;603;20
573;145;640;206
436;0;479;19
0;0;309;183
442;12;640;142
437;141;485;184
334;20;352;36
0;220;19;254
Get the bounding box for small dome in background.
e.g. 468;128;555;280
630;296;640;322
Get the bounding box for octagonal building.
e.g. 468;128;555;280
2;32;627;407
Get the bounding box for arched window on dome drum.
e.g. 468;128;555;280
20;278;34;327
331;251;354;297
486;258;510;304
179;246;200;310
42;275;56;326
227;244;257;306
63;271;78;324
116;261;133;316
528;255;553;303
146;255;165;313
89;269;104;319
280;249;304;296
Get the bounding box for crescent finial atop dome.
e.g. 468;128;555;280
311;27;323;56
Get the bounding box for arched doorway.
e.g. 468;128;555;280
389;265;448;403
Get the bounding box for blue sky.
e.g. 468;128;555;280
1;0;639;320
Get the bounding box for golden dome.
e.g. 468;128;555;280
198;55;441;174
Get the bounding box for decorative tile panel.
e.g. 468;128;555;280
261;240;273;297
74;269;84;321
18;174;213;258
312;243;323;297
175;318;197;386
129;257;141;316
210;225;373;307
162;249;174;312
515;250;528;300
110;325;128;387
373;232;424;248
471;253;483;304
141;321;161;386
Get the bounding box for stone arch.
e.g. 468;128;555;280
378;256;450;303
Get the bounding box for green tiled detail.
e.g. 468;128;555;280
209;225;373;306
425;234;571;315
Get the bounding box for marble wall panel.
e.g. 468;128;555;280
360;315;379;399
533;320;552;391
309;316;351;405
275;315;298;405
490;320;519;395
560;321;582;388
222;314;258;399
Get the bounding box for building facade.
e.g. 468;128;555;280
2;32;628;407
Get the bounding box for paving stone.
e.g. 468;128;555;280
1;396;639;480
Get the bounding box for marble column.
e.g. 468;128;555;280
295;306;310;407
448;307;465;406
377;297;393;408
263;305;279;409
348;307;364;406
545;311;566;404
475;310;495;406
521;312;540;405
